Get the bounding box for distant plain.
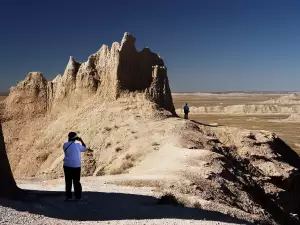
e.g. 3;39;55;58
173;93;300;154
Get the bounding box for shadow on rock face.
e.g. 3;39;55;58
269;138;300;169
0;190;251;224
0;121;22;199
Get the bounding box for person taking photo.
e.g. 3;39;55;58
63;132;87;201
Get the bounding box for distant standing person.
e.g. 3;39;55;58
183;103;190;119
63;132;87;201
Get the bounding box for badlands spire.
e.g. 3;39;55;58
4;32;175;119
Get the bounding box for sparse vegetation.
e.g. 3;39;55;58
125;153;132;160
36;152;50;162
95;167;105;176
110;153;137;175
152;142;160;146
193;201;202;208
110;161;134;175
111;179;163;188
157;192;183;206
103;127;112;132
115;146;122;152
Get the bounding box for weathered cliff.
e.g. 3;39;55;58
4;32;175;120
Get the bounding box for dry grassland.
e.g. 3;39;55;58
172;93;282;108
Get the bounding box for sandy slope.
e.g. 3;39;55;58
3;95;176;179
0;177;249;225
3;98;300;223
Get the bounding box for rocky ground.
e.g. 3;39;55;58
0;177;250;225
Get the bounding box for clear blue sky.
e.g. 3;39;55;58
1;0;300;92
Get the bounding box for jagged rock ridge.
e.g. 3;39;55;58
2;33;300;224
4;32;175;119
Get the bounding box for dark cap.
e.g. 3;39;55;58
68;132;78;141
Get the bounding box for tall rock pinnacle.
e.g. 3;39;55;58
4;33;176;118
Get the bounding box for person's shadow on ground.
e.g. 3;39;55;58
0;190;251;224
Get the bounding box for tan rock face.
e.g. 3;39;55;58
2;33;176;181
4;32;175;118
4;72;48;120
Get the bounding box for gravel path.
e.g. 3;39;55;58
0;178;250;225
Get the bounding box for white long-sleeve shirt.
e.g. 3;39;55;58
63;141;87;168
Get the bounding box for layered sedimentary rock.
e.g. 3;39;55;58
4;32;175;119
5;72;48;120
176;104;300;114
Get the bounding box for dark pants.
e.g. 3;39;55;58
63;166;82;199
184;113;189;119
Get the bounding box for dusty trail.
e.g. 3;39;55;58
0;177;249;225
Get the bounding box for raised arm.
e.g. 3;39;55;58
78;137;86;147
77;137;87;152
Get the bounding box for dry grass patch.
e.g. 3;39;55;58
110;161;134;175
125;153;131;160
152;142;160;146
103;127;112;132
157;192;184;206
115;146;123;152
193;201;202;208
109;153;136;175
36;152;50;163
112;179;163;188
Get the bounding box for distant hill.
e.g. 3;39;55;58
173;91;300;94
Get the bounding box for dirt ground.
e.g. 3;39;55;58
0;177;249;225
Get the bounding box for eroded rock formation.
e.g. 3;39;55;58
4;32;175;120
